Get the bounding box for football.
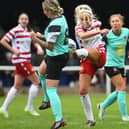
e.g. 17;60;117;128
68;38;77;54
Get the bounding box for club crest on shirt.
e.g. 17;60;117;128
20;41;24;44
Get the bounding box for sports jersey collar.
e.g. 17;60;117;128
18;24;28;31
111;28;122;36
51;15;63;20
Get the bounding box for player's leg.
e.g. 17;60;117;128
76;48;88;58
97;91;117;120
46;79;66;127
79;47;105;126
46;54;68;129
111;74;129;121
98;67;128;120
76;48;99;64
0;74;24;118
46;80;67;129
38;60;50;110
97;67;118;119
79;73;96;127
26;72;40;116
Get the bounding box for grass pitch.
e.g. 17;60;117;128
0;94;129;129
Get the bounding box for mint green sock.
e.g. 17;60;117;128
46;87;62;121
117;91;127;116
102;91;117;109
38;72;49;102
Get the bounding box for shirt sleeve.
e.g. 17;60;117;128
94;20;102;27
3;29;15;42
75;24;83;34
47;25;61;43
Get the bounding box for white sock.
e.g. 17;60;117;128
1;87;18;111
76;48;88;58
80;94;94;121
26;84;39;110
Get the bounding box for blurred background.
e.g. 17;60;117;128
0;0;129;95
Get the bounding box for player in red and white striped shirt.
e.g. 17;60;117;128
0;13;44;118
74;5;109;127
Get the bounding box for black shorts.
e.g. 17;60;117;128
105;66;126;78
45;53;69;80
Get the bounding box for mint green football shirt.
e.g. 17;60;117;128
105;27;129;68
44;15;69;56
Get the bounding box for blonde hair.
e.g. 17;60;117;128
75;4;94;24
42;0;63;16
109;14;124;24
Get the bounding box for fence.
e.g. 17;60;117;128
0;65;129;95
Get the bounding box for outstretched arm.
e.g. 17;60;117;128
76;28;109;39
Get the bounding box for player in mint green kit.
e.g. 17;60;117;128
98;14;129;121
30;0;69;128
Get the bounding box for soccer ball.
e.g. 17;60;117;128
68;38;77;54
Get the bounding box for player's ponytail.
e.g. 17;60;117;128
42;0;64;16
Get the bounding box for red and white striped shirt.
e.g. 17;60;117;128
75;20;105;49
4;24;32;64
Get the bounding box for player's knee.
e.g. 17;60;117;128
116;81;125;90
39;67;46;74
13;85;21;90
39;63;46;74
33;78;40;85
79;88;88;95
116;85;126;91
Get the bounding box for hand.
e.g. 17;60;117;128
36;32;46;41
30;32;36;40
13;49;21;56
37;47;44;55
100;29;109;34
36;32;44;38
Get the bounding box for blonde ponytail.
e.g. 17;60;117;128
42;0;63;16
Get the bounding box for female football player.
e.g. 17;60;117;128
74;4;109;127
98;14;129;121
0;13;43;118
30;0;69;128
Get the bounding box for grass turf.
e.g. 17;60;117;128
0;94;129;129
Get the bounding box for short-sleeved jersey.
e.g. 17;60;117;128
75;19;105;48
3;24;32;64
44;15;69;56
105;27;129;68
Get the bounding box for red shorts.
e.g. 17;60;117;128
80;47;106;77
13;61;35;78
